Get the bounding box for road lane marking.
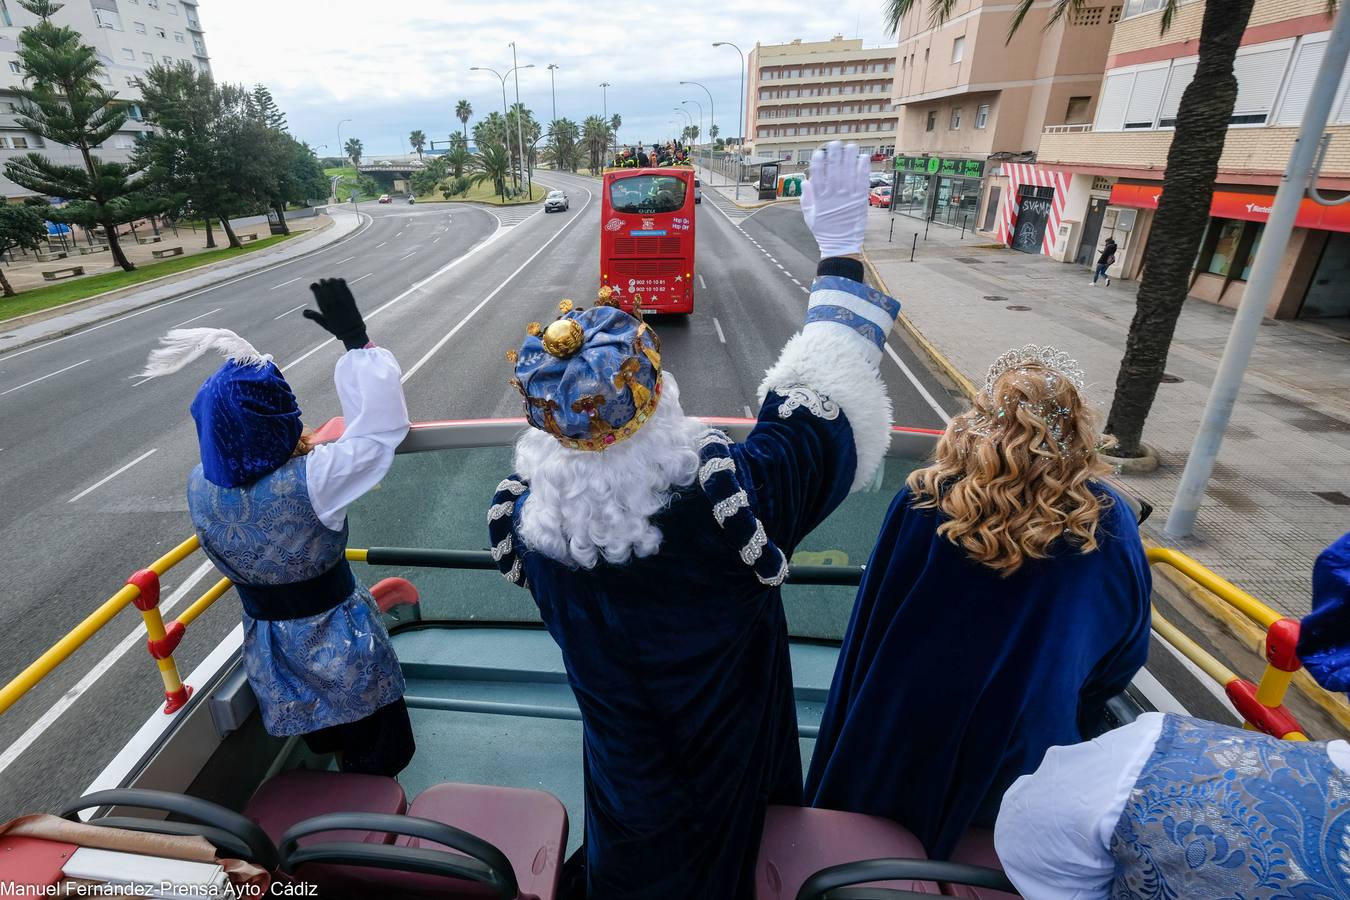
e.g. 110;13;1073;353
269;277;301;291
376;242;387;248
396;232;403;238
335;256;356;265
273;304;306;320
883;342;952;422
0;359;90;397
399;251;416;260
68;448;158;502
351;272;374;284
432;237;441;243
0;560;215;778
697;274;707;290
712;317;726;344
790;277;801;285
743;405;753;418
173;307;222;327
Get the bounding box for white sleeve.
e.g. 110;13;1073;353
305;346;410;532
994;712;1165;900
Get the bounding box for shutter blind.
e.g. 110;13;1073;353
1275;39;1325;126
1124;66;1169;128
1095;71;1133;131
1232;46;1293;122
1159;59;1197;126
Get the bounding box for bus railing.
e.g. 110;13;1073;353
0;542;1328;743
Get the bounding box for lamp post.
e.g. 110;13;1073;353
470;63;533;195
335;119;352;202
599;81;612;164
680;80;715;183
682;98;703;178
712;41;745;200
547;64;559;125
674;106;692;140
509;43;531;198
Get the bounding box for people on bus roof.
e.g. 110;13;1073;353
995;530;1350;899
140;279;414;776
487;141;895;900
805;347;1152;859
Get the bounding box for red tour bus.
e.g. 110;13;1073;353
599;167;696;314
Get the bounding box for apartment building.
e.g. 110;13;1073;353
890;0;1119;232
1037;0;1348;320
745;36;898;166
0;0;211;198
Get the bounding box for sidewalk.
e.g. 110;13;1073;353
0;208;360;352
864;209;1349;618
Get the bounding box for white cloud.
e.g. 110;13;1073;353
202;0;895;155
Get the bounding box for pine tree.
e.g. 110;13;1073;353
251;84;287;131
5;0;149;271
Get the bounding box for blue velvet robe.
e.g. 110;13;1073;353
490;387;856;900
805;484;1151;860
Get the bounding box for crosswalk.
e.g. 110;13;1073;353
699;186;758;222
485;205;543;227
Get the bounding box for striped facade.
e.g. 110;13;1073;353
996;164;1073;256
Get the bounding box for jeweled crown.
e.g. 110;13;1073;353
984;344;1085;395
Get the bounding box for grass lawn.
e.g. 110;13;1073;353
415;180;548;205
0;233;295;324
325;166;383;202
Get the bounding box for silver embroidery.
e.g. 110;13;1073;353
504;557;523;584
740;520;768;565
490;534;513;561
774;385;840;421
756;552;790;587
496;478;527;496
488;500;515;522
712;490;749;526
698;430;732;449
698;456;736;486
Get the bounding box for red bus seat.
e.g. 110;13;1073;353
389;782;568;900
941;829;1018;899
245;770;407;848
756;806;942;898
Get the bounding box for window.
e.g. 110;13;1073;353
924;48;929;61
1122;0;1162;18
125;76;136;86
10;135;26;148
1124;66;1168;128
1;101;16;113
949;106;962;129
93;8;123;30
0;0;10;26
951;36;965;64
798;149;813;162
146;0;157;6
1094;71;1133;130
1230;43;1293;125
1065;96;1091;124
1277;37;1327;126
143;51;154;62
122;47;135;60
975;103;989;128
166;1;176;12
1201;218;1262;277
98;72;112;84
161;54;172;63
154;26;166;38
174;31;184;42
8;61;21;74
197;60;208;74
134;20;145;32
926;109;937;131
1158;60;1195;127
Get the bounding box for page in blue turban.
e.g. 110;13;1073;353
190;360;303;488
805;483;1152;859
1298;531;1350;694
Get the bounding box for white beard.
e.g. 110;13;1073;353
514;372;706;569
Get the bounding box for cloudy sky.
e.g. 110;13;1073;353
203;0;897;158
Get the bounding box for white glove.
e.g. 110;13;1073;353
801;140;870;259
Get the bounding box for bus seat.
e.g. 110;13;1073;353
245;770;406;848
940;830;1018;899
756;806;942;898
390;782;568;900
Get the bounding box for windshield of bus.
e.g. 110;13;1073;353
609;175;687;214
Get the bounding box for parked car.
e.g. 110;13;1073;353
869;173;890;189
694;178;702;204
868;186;892;208
544;190;569;213
377;194;391;204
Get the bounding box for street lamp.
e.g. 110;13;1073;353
674;106;692;134
335;119;352;203
682;99;703;177
713;41;745;200
509;43;531;198
681;80;716;183
471;63;534;194
599;82;612;164
547;64;559;125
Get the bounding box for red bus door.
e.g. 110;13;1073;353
600;168;696;314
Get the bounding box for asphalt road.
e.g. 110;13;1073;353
0;176;967;817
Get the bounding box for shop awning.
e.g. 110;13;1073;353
1109;183;1350;233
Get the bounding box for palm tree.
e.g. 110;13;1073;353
470;142;511;201
609;113;622;152
545;118;580;172
445;133;470;179
888;0;1299;457
455;99;472;142
343;136;362;168
409;129;426;161
582;115;612;173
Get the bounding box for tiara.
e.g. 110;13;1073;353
984;345;1085;394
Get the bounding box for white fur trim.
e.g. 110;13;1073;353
758;327;893;493
139;328;269;378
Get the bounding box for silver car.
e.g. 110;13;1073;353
694;178;702;204
544;190;569;212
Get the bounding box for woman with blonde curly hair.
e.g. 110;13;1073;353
805;345;1152;860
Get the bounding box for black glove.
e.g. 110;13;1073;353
303;278;369;350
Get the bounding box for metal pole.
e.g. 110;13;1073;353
682;81;715;184
682;99;702;175
600;82;611;165
336;118;351;201
502;76;513;194
1165;4;1350;539
510;43;528;198
548;64;558;125
713;42;745;201
889;219;894;242
911;233;917;262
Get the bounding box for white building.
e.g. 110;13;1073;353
0;0;211;198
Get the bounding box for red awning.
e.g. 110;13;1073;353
1109;183;1350;233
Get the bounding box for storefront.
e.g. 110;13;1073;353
892;156;986;227
1108;182;1350;319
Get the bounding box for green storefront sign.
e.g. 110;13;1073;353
895;156;985;178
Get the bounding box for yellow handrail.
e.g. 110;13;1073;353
1147;547;1282;629
1151;606;1239;686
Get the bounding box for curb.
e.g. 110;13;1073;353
0;216;349;355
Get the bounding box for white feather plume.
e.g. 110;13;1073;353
138;328;270;379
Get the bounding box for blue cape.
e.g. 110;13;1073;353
1298;531;1350;693
805;484;1152;858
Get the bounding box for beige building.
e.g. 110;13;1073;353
745;36;898;166
1037;0;1349;320
0;0;212;198
889;0;1118;230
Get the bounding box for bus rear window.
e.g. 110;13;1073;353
610;175;686;214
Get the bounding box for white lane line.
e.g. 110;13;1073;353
68;448;158;503
399;251;416;260
0;359;91;397
883;342;952;422
712;317;727;344
1;212;376;363
351;272;374;284
273;304;306;320
269;277;301;291
173;307;222;327
800;286;810;294
790;277;801;285
697;274;707;290
400;183;596;384
432;237;441;244
376;241;387;248
0;560;216;778
775;264;786;271
396;231;403;238
335;256;356;265
743;405;753;418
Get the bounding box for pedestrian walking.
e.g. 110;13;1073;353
1092;237;1117;286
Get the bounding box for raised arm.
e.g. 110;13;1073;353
733;142;900;549
302;278;411;532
